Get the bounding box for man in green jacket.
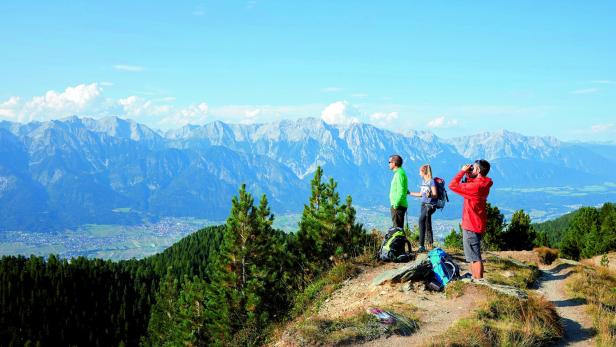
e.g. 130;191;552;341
389;154;409;229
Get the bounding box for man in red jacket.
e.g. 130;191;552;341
448;160;493;280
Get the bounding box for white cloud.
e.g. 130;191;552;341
118;96;170;117
570;88;599;94
240;109;261;124
100;81;114;87
113;64;145;72
0;96;21;118
321;101;360;126
590;123;614;133
591;80;616;85
368;111;400;129
426;116;458;129
369;111;398;122
1;96;21;107
4;83;104;122
159;102;209;127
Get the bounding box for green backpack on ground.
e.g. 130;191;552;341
378;227;413;263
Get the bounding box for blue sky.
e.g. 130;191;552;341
1;1;615;141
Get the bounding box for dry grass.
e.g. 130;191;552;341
533;247;560;265
484;256;540;289
289;261;363;318
567;264;616;346
430;292;563;347
289;304;420;346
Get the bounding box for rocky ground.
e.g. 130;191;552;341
277;250;601;346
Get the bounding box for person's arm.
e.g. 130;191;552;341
448;166;482;199
409;191;421;197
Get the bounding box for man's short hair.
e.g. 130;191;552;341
390;154;403;167
476;159;490;176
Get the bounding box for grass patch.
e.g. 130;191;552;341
289;261;363;318
268;261;365;345
444;280;466;299
567;264;616;346
291;304;420;346
484;256;539;289
432;292;563;346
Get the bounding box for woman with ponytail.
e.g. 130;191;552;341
409;164;438;252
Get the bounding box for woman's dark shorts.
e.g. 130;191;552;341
463;229;482;262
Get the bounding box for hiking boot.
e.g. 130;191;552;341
459;272;473;283
417;246;426;253
460;272;472;280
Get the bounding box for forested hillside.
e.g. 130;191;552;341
534;202;616;259
0;167;370;346
0;225;225;346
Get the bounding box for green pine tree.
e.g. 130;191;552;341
144;268;180;346
503;209;536;250
482;203;506;251
210;184;294;344
444;225;463;250
297;167;365;280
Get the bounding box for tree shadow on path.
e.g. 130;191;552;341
551;318;596;346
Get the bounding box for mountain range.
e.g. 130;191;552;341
1;116;615;232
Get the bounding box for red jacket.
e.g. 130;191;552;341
448;170;493;234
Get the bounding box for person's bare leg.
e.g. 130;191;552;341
471;261;483;279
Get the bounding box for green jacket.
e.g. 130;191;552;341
389;167;409;208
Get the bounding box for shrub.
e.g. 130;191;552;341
432;293;562;346
533;247;560;265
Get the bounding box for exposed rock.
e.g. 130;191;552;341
372;254;432;286
463;279;529;300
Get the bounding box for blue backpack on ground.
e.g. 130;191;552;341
427;247;460;290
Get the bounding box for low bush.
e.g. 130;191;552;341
432;293;562;346
533;247;559;265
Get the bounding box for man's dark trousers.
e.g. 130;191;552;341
390;206;407;229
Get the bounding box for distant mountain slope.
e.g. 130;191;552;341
1;116;616;232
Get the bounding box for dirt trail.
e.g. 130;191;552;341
534;260;596;346
281;253;598;346
316;259;488;347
